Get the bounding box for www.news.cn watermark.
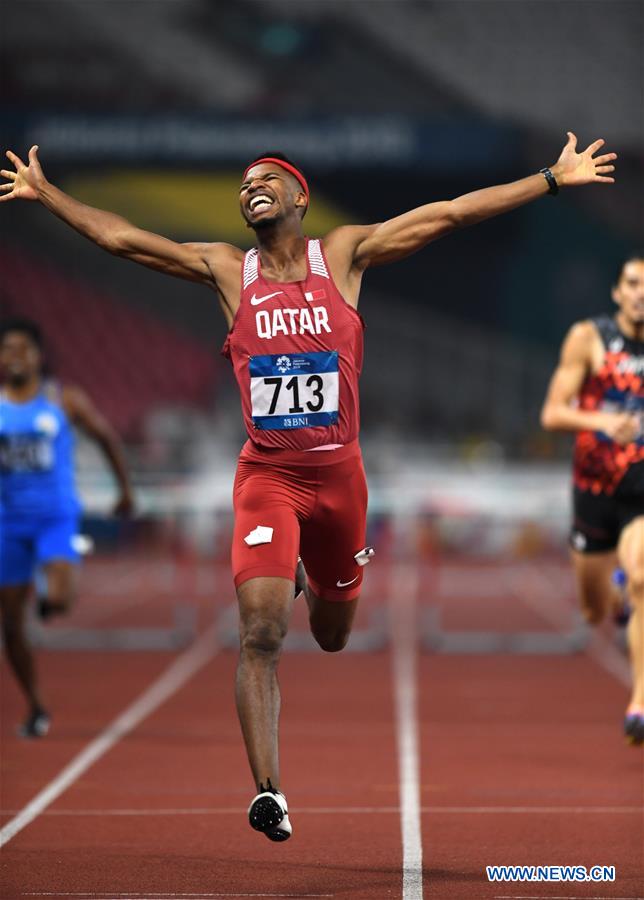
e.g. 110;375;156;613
486;864;615;883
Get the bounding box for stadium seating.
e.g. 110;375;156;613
2;248;218;437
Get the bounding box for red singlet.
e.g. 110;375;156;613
222;238;364;451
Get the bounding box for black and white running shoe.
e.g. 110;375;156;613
18;708;51;739
248;779;292;841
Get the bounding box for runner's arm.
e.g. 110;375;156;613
540;322;639;444
349;133;616;269
63;385;134;516
1;146;214;284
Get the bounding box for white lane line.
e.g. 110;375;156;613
22;894;334;898
1;624;219;848
390;565;423;900
3;805;639;817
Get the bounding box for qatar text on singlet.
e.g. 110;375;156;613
222;238;365;450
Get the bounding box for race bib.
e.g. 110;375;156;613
0;435;54;472
599;389;644;444
249;351;339;430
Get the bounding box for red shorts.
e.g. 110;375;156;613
232;439;368;601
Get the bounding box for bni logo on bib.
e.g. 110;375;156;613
249;351;339;430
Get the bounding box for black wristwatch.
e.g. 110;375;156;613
540;167;559;196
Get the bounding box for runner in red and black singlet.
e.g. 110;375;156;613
542;255;644;745
2;133;617;838
573;314;644;497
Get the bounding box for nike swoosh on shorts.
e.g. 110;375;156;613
336;576;359;588
250;291;284;306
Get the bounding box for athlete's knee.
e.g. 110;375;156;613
308;592;358;652
312;627;350;653
240;615;286;658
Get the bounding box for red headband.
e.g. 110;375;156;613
243;157;309;202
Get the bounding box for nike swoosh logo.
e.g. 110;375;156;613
336;576;359;588
250;291;284;306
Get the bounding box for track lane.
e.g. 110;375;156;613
2;648;404;899
419;654;644;899
1;651;177;826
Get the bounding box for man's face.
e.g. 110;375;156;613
239;164;306;228
0;331;42;385
612;260;644;326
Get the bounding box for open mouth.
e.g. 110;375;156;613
248;194;276;214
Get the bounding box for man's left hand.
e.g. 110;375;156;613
551;132;617;187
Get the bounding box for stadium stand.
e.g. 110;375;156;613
2;247;218;437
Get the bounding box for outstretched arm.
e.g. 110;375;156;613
1;146;215;284
348;132;616;269
540;322;639;446
63;385;134;516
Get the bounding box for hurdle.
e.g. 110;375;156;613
421;560;591;655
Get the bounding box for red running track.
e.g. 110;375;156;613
1;571;643;900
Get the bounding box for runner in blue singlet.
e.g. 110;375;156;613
0;318;133;737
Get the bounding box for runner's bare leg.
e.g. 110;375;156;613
618;517;644;709
307;591;359;652
0;584;44;710
236;576;295;790
297;558;360;651
570;549;619;624
38;560;78;618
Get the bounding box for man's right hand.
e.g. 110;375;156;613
1;145;46;202
600;412;641;446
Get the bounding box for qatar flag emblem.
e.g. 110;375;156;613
305;289;326;303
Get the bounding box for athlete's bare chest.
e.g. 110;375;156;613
260;259;308;283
